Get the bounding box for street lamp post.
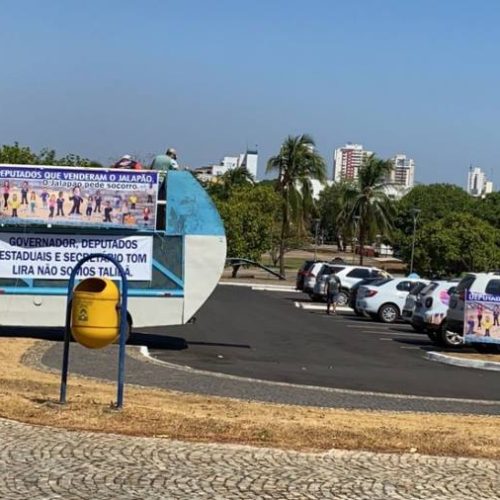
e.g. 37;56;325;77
409;208;421;275
313;218;320;261
352;215;360;264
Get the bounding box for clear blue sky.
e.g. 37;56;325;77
1;0;499;186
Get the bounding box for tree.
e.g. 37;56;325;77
206;166;254;201
400;213;500;276
215;184;281;268
0;142;103;168
337;155;395;264
394;184;474;237
472;192;500;230
266;134;326;276
317;181;354;250
0;142;38;164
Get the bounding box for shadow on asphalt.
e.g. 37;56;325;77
0;326;65;342
0;327;250;353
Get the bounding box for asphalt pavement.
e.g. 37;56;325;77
148;285;500;400
38;284;500;414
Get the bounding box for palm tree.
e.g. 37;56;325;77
338;155;395;265
266;134;327;277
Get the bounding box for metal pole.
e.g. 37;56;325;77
313;219;319;261
59;267;78;404
409;209;420;274
59;253;128;408
116;273;129;409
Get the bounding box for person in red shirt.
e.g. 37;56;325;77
112;154;143;170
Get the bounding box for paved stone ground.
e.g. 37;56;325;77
1;418;499;500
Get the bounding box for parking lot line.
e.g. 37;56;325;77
346;323;394;329
348;329;425;337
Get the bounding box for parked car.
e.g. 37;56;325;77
411;280;458;341
444;272;500;347
401;281;431;324
349;277;390;315
311;264;389;306
302;261;329;294
295;260;317;291
356;277;429;323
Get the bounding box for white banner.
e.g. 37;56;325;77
0;233;153;281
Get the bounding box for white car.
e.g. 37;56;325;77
356;277;429;323
401;281;430;323
411;280;458;339
302;261;329;294
444;272;500;347
311;264;389;306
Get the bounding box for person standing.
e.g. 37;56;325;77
150;148;179;173
2;181;10;209
21;181;29;205
326;272;341;315
493;305;499;327
9;193;20;217
56;192;65;216
477;303;484;328
94;190;102;213
48;194;56;218
483;315;493;337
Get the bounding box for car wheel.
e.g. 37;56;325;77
336;290;349;307
437;321;463;347
378;303;399;323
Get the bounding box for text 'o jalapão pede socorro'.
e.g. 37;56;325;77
0;163;226;331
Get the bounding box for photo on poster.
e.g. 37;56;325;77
0;164;159;230
463;291;500;345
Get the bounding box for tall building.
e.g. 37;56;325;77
467;166;493;197
388;154;415;189
332;143;372;182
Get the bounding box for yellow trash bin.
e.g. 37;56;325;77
71;278;120;349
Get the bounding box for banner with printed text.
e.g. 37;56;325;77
463;291;500;345
0;164;158;230
0;233;153;281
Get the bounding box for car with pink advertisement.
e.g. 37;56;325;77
410;280;458;342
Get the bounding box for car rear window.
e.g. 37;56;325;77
409;282;427;294
421;282;439;295
373;278;393;287
457;275;476;292
321;265;345;275
485;279;500;295
300;260;316;272
346;268;371;278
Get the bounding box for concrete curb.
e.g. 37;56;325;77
220;281;298;292
425;351;500;372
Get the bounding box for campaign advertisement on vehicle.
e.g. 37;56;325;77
0;233;153;281
463;291;500;344
0;164;158;230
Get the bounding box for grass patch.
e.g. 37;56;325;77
1;338;499;458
